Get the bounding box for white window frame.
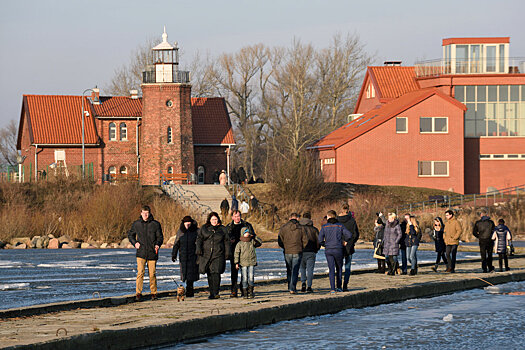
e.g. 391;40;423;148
396;117;408;133
479;154;525;160
418;161;449;177
167;126;173;144
119;166;128;174
324;158;335;165
420;117;448;134
119;123;127;141
366;84;375;98
109;122;117;141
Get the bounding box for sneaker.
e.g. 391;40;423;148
306;287;314;293
289;290;297;295
301;283;306;293
330;290;336;294
135;293;142;302
431;266;438;272
342;286;348;292
151;294;157;301
401;271;408;275
506;267;510;271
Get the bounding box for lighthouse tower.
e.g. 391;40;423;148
140;28;194;185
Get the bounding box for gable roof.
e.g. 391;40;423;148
312;88;466;150
191;97;235;145
92;96;142;117
23;95;99;145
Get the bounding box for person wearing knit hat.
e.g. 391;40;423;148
172;215;200;297
234;227;262;298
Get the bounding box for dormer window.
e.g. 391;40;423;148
366;84;375;98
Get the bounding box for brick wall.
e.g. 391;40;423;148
334;95;465;193
194;146;228;184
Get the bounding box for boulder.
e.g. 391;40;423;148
100;243;109;249
48;234;55;239
30;236;41;249
35;236;46;249
68;241;81;249
0;241;7;249
81;242;92;249
58;235;72;244
62;244;73;249
110;243;120;248
10;237;30;246
126;243;134;249
167;236;177;245
48;238;60;249
5;244;13;249
119;238;131;248
14;243;27;249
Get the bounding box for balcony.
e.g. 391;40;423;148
142;69;190;84
415;57;525;78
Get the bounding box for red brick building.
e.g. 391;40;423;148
16;30;235;185
310;37;525;194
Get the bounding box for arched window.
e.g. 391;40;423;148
108;166;116;174
167;127;172;144
167;166;174;174
120;166;128;174
119;123;127;141
197;165;205;184
109;122;116;141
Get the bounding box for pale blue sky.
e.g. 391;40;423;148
0;0;523;127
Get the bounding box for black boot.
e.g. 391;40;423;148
186;282;194;297
230;284;238;298
431;264;438;272
248;285;255;299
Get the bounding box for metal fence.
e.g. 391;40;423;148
0;163;95;182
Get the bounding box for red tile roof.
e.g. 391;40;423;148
24;95;99;145
312;89;466;150
191;97;235;145
92;96;142;117
369;66;420;99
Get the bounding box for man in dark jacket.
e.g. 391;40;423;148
318;210;352;293
337;204;360;291
128;205;164;301
299;212;319;293
220;198;230;220
472;208;496;272
231;195;239;213
278;213;308;294
225;210;256;297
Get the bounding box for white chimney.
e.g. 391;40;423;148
130;90;138;99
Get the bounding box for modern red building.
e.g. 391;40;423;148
310;37;525;194
16;30;235;185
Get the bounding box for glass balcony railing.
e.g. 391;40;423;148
415;57;525;78
142;70;190;84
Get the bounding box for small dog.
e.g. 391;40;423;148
177;285;186;302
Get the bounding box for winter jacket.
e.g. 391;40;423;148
399;221;408;250
373;224;385;249
128;214;164;260
278;219;308;254
492;224;512;254
383;219;402;256
299;218;320;253
196;224;230;275
431;217;446;253
337;214;360;255
444;217;462;245
473;216;496;242
318;218;352;251
231;196;239;211
405;224;422;247
234;235;262;267
171;221;200;282
220;199;230;212
226;219;256;255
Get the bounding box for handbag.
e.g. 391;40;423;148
373;246;385;260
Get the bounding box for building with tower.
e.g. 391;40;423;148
16;29;235;185
310;37;525;194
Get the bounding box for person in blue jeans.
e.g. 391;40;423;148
405;215;422;275
318;210;352;293
337;204;360;291
299;212;320;293
278;213;308;294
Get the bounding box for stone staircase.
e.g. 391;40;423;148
162;184;231;216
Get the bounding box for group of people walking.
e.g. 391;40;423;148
127;204;513;301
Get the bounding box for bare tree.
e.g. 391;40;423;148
0;120;19;166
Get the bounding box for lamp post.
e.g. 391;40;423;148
16;154;26;183
81;88;99;178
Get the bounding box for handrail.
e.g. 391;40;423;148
386;184;525;214
161;183;212;218
228;183;279;229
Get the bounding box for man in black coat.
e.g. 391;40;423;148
225;210;256;297
128;205;164;301
472;208;496;272
337;204;360;291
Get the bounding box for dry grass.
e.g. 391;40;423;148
0;179;199;243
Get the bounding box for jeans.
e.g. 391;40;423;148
446;245;458;271
479;240;494;272
399;248;407;272
435;251;447;265
325;249;344;291
406;245;418;270
300;252;317;288
240;266;255;288
284;253;302;292
343;254;353;287
136;258;157;294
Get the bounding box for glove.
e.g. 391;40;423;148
171;256;176;262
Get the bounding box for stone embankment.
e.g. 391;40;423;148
1;257;524;349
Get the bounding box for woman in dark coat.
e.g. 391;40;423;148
383;213;402;276
196;212;231;299
373;217;386;273
171;216;199;297
430;217;447;272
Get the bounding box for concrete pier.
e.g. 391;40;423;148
2;256;525;349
